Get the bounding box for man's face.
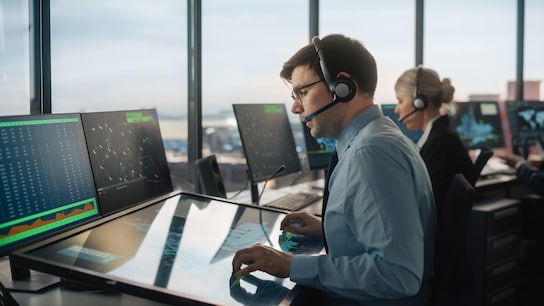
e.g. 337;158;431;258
289;65;335;138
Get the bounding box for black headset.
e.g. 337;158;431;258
312;36;356;103
412;65;429;111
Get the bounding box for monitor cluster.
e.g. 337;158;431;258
506;100;544;147
382;100;544;153
232;101;544;188
0;109;173;258
449;100;544;152
448;101;506;150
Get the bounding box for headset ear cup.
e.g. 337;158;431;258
413;95;428;110
334;77;356;102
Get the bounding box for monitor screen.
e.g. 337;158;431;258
12;192;324;305
232;104;302;183
505;100;544;145
449;101;506;150
0;113;100;257
380;104;423;143
81;109;173;216
301;122;336;170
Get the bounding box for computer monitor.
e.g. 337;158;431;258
11;192;324;305
505;100;544;147
301;122;336;170
0;113;101;288
232;104;302;202
81;109;173;216
380;103;423;143
448;101;506;150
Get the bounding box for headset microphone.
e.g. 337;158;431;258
303;99;339;123
399;65;428;123
398;108;418;122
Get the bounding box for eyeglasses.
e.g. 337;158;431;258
291;79;324;105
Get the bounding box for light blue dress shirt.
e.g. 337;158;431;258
290;105;436;305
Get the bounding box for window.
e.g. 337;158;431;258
425;0;516;101
0;0;30;115
321;0;415;105
426;0;517;152
50;0;188;190
202;0;308;193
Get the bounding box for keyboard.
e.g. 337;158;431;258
264;192;322;211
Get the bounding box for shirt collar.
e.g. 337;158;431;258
336;105;382;158
416;115;441;148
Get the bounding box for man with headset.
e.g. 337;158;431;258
232;34;436;305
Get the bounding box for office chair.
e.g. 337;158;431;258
431;173;475;306
469;148;493;186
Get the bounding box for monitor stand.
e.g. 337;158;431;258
0;257;59;293
250;182;260;205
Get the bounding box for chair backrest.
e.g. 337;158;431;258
470;148;493;185
431;173;475;305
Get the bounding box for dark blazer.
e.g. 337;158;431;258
419;115;475;213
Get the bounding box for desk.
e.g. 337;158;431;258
476;174;539;201
476;174;521;199
463;198;521;306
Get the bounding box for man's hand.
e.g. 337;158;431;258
280;211;323;237
232;243;292;278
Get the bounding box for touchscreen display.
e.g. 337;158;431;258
13;193;323;305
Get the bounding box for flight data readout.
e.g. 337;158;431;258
0;115;99;251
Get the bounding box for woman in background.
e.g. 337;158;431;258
394;66;474;212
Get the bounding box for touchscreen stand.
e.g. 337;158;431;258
250;182;260;205
0;258;59;293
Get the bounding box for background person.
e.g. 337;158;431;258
394;66;474;212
